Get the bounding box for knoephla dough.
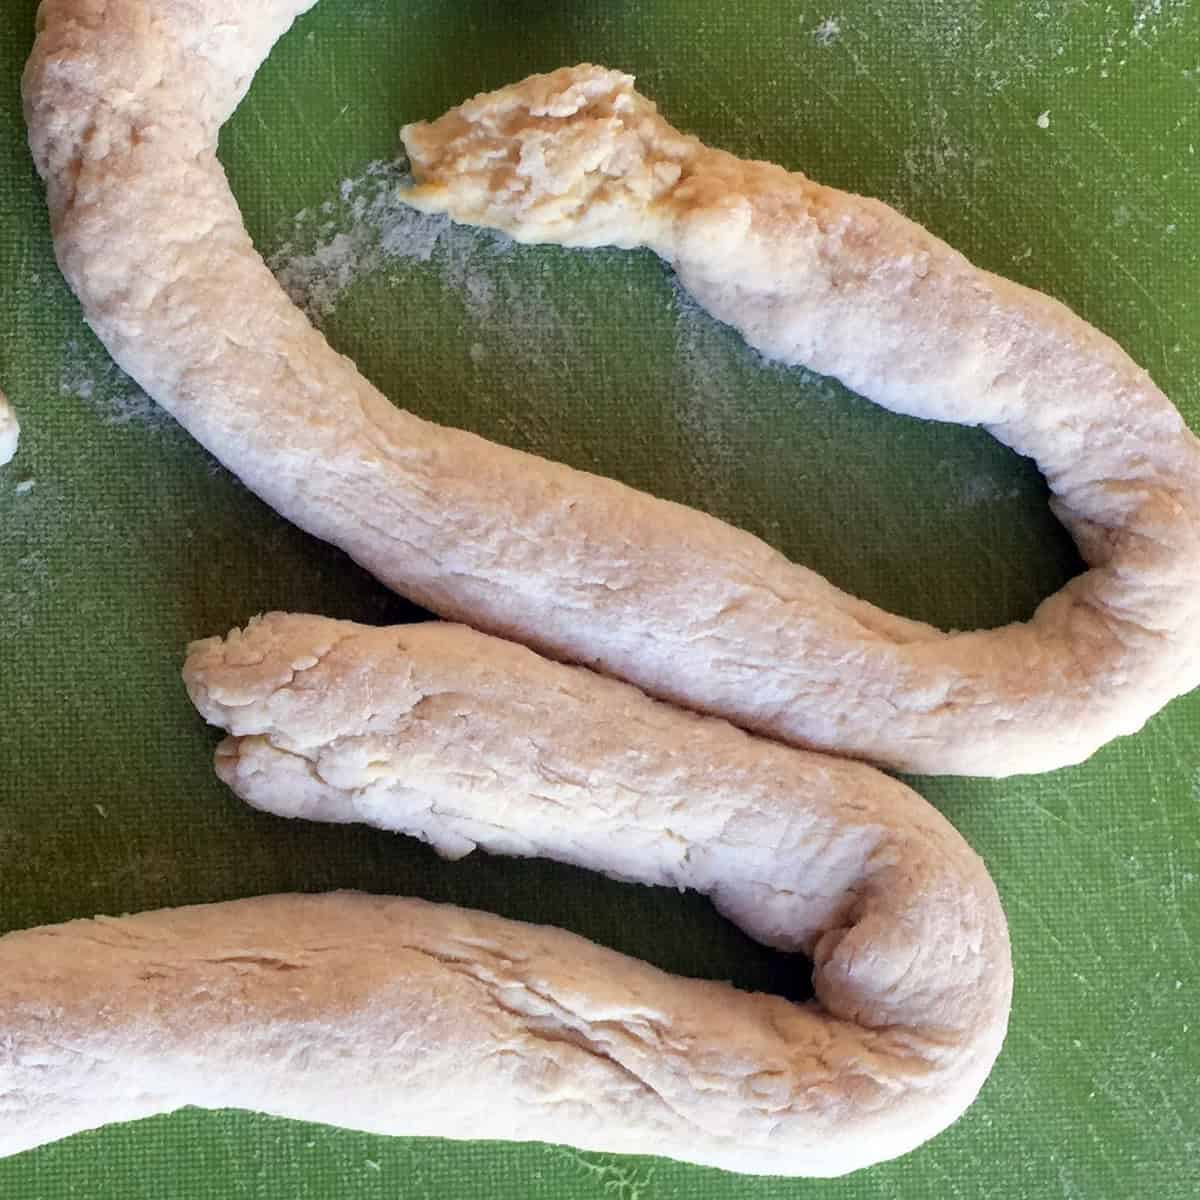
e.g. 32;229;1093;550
27;6;1199;775
397;71;1196;772
0;390;18;467
179;611;1008;1175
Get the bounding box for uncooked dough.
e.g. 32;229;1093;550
30;15;1200;777
0;614;1011;1172
24;7;1200;775
0;390;18;467
0;866;1008;1175
152;611;1016;1175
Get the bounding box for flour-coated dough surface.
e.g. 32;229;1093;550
401;66;1200;776
0;875;1006;1175
178;612;1013;1174
0;615;1011;1173
25;3;1200;777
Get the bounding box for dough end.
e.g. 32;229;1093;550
400;64;694;249
0;391;19;467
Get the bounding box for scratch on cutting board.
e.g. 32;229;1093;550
553;1148;656;1198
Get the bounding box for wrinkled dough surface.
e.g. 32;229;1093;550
0;615;1011;1174
0;885;1006;1175
400;66;1200;775
195;612;1009;1174
25;5;1200;776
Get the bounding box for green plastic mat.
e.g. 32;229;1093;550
2;1;1198;1196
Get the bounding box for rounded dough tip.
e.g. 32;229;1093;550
0;391;19;468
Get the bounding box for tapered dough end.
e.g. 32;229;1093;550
0;391;19;467
401;64;689;249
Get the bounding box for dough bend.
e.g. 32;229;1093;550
401;68;1200;773
27;7;1198;774
65;609;1013;1176
0;390;18;467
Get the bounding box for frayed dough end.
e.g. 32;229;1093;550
400;63;695;249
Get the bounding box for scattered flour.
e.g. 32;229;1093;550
958;475;1022;508
1132;0;1164;41
813;17;842;46
270;159;489;321
59;339;166;429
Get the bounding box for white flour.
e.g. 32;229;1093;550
268;160;504;322
269;158;1028;525
59;338;166;429
813;17;842;46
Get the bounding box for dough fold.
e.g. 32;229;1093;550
25;5;1200;776
0;614;1010;1172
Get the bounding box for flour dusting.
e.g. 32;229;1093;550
59;339;166;429
958;475;1022;508
1132;0;1164;41
813;17;842;46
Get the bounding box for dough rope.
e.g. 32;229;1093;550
0;390;18;468
0;613;1010;1174
24;4;1200;777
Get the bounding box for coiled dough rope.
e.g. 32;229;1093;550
24;4;1200;778
0;613;1010;1175
401;66;1200;777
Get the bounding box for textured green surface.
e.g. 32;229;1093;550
2;1;1199;1196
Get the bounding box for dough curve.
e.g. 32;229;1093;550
25;3;1200;776
0;878;1006;1174
401;66;1200;775
161;612;1018;1174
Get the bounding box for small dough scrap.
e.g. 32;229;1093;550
0;390;18;467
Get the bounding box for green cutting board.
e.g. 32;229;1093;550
2;1;1197;1196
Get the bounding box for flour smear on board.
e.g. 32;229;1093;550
268;158;1028;520
269;160;534;322
267;158;755;440
59;338;167;429
269;160;818;476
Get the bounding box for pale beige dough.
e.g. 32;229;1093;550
25;5;1200;777
5;609;1006;1176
